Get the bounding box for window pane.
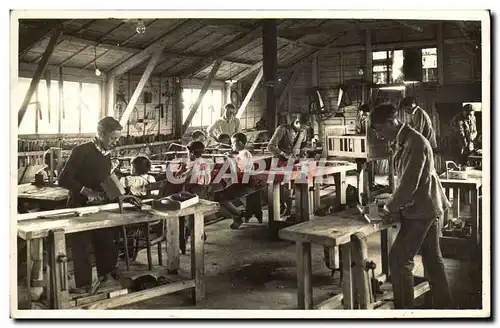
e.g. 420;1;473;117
36;80;59;134
392;50;405;83
15;78;36;134
373;51;388;60
422;47;438;69
81;83;101;133
373;64;387;73
60;81;81;133
182;88;223;127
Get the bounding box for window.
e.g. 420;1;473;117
372;47;438;84
182;88;223;127
422;48;438;82
15;77;101;135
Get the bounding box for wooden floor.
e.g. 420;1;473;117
118;211;482;310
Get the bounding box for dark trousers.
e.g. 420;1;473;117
389;215;453;309
70;228;118;287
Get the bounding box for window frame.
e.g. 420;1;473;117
16;77;102;137
372;47;439;85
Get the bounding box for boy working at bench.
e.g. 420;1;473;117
215;132;264;229
267;113;311;216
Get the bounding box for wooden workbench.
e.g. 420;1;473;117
438;174;482;260
17;199;219;310
256;160;357;240
18;183;69;212
279;210;430;310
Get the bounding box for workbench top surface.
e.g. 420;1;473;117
17;199;219;240
18;183;69;201
279;209;392;247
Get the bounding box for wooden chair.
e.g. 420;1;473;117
120;180;168;270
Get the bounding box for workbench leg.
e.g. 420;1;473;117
25;239;32;309
30;238;45;302
47;229;69;309
340;243;353;309
296;242;313;309
351;233;373;309
324;247;340;273
380;228;393;279
267;182;281;240
471;188;479;246
166;217;180;274
334;171;347;206
452;188;460;220
190;213;205;304
294;183;309;223
312;178;321;214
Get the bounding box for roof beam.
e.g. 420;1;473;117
182;60;222;134
18;27;63;126
18;19;72;57
119;48;165;126
107;20;189;78
79;19;159;70
182;27;262;78
236;67;263;119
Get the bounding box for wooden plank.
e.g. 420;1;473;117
83;279;195;309
267;182;281;240
58;66;63;133
278;210;392;247
437;23;444;85
351;233;372;309
48;229;69;309
190;212;205;303
231;61;263;81
296;242;313;309
182;60;222;134
18;200;219;240
119;48;164;126
165;216;180;274
333;171;347;205
278;69;298;110
107;20;188;78
18;26;63;126
18;19;71;56
315;293;343;310
236;67;263;120
182;27;262;78
340;243;353;309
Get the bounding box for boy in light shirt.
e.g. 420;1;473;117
215;132;263;229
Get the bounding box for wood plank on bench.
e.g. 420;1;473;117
278;209;391;247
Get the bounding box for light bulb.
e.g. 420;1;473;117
95;68;101;76
358;69;364;76
136;20;146;34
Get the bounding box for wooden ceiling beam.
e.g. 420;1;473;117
27;19;98;63
119;48;165;126
18;26;63;126
182;26;263;78
19;19;72;57
182;60;222;134
79;19;160;70
107;19;189;78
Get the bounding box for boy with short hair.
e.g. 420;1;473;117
215;132;263;229
120;155;156;197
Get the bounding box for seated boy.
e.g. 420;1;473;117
191;130;207;144
214;132;263;229
216;133;232;151
120;155;156;197
36;148;60;182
